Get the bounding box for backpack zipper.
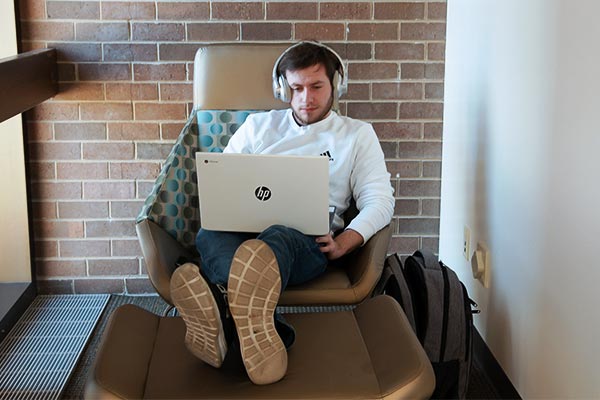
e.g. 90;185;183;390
439;262;450;362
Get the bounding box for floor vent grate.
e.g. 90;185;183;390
0;294;109;400
276;304;355;314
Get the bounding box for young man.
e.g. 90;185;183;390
170;41;395;385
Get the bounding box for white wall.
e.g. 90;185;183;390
440;0;600;397
0;1;31;283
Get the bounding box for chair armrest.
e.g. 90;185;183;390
344;224;392;300
279;224;392;306
136;219;197;305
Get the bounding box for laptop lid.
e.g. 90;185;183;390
196;152;330;236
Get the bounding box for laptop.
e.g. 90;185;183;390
195;152;331;236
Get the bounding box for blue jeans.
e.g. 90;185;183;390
196;224;328;289
196;224;329;347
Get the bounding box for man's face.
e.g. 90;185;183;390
285;63;334;126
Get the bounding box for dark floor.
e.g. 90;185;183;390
467;359;503;399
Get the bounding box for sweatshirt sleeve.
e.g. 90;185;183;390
345;125;395;243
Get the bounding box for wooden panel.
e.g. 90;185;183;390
0;48;58;123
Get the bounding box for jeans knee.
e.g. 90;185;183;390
260;225;300;246
263;224;290;237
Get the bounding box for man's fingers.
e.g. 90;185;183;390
316;235;334;253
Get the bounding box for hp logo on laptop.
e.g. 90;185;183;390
255;186;271;201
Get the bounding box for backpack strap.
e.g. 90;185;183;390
387;254;416;331
374;254;417;333
372;263;394;296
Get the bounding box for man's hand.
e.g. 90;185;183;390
315;229;364;260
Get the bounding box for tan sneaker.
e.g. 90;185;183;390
170;263;228;368
228;239;287;385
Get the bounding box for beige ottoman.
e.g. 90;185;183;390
85;295;434;399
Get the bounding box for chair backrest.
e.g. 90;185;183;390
193;43;290;111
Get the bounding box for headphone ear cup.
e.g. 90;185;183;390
331;72;340;102
278;75;291;103
335;71;347;97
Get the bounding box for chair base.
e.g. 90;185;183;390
85;295;434;399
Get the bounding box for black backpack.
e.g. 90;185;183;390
373;249;478;399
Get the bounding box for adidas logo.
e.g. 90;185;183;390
320;150;334;162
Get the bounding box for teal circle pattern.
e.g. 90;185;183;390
151;203;163;215
201;135;213;147
138;110;263;250
210;124;223;134
183;182;194;195
159;191;171;202
183;158;195;169
176;168;186;180
167;179;179;192
197;111;214;123
198;110;258;152
235;112;249;122
166;204;178;217
138;112;200;249
183;134;195;145
174;144;186;156
219;112;232;123
183;207;194;219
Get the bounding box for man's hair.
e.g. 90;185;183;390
277;42;341;86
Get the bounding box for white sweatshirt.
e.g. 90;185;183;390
225;108;395;243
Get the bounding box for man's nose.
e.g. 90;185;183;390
303;88;313;102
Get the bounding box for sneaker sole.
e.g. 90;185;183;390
170;263;227;368
228;239;287;385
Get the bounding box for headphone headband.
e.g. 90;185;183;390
272;41;348;103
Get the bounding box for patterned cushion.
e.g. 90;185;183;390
137;109;260;250
197;110;257;152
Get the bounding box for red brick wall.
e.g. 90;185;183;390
19;0;446;294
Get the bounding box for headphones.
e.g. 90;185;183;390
272;41;348;103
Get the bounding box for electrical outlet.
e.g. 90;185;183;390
463;225;471;260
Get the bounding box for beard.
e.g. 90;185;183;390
292;92;334;126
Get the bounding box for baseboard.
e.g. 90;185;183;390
472;328;521;399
